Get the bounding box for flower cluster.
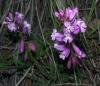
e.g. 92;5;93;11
3;12;35;62
51;7;87;68
3;12;31;34
18;39;36;61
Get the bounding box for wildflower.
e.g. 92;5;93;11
72;43;86;59
28;41;36;52
74;19;87;33
7;22;17;32
3;12;31;34
63;33;73;43
18;38;24;53
59;48;70;60
15;12;24;24
67;55;78;69
5;12;13;22
54;43;66;51
51;29;64;41
22;21;31;34
3;11;34;63
71;25;80;34
54;9;65;22
64;21;73;33
51;7;87;68
65;7;78;21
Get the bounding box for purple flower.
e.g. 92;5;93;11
71;25;80;34
54;43;66;51
51;29;64;41
51;7;87;68
28;41;36;52
67;55;78;69
54;9;66;22
15;12;24;24
63;21;73;33
54;9;64;18
72;43;86;59
63;33;73;43
71;56;78;66
22;21;31;34
65;7;78;21
7;22;17;32
3;12;31;34
6;12;13;22
18;39;24;53
3;13;17;32
74;19;87;33
63;21;80;35
59;48;70;60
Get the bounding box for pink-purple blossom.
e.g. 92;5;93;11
15;12;24;24
3;11;35;62
18;38;24;53
7;22;17;32
65;7;78;21
28;41;36;52
59;48;70;60
51;29;64;41
72;43;86;59
54;43;66;51
51;7;87;69
54;7;78;22
23;21;31;34
63;33;73;43
3;12;31;34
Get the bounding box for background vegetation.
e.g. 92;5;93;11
0;0;100;86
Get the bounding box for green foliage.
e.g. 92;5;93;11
0;0;99;86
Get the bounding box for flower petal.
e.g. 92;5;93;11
51;29;64;41
54;43;66;51
59;48;70;60
28;41;36;52
18;39;24;53
65;7;78;21
63;33;73;43
72;43;86;59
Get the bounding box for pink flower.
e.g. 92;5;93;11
71;25;80;34
6;12;13;22
59;48;70;60
64;21;73;33
72;43;86;59
23;21;31;34
51;7;87;68
51;29;64;41
15;12;24;24
18;39;24;53
28;41;36;52
63;33;73;43
54;43;66;51
65;7;78;21
67;55;78;69
54;9;64;18
74;19;87;33
63;21;80;35
7;22;17;32
54;9;66;22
